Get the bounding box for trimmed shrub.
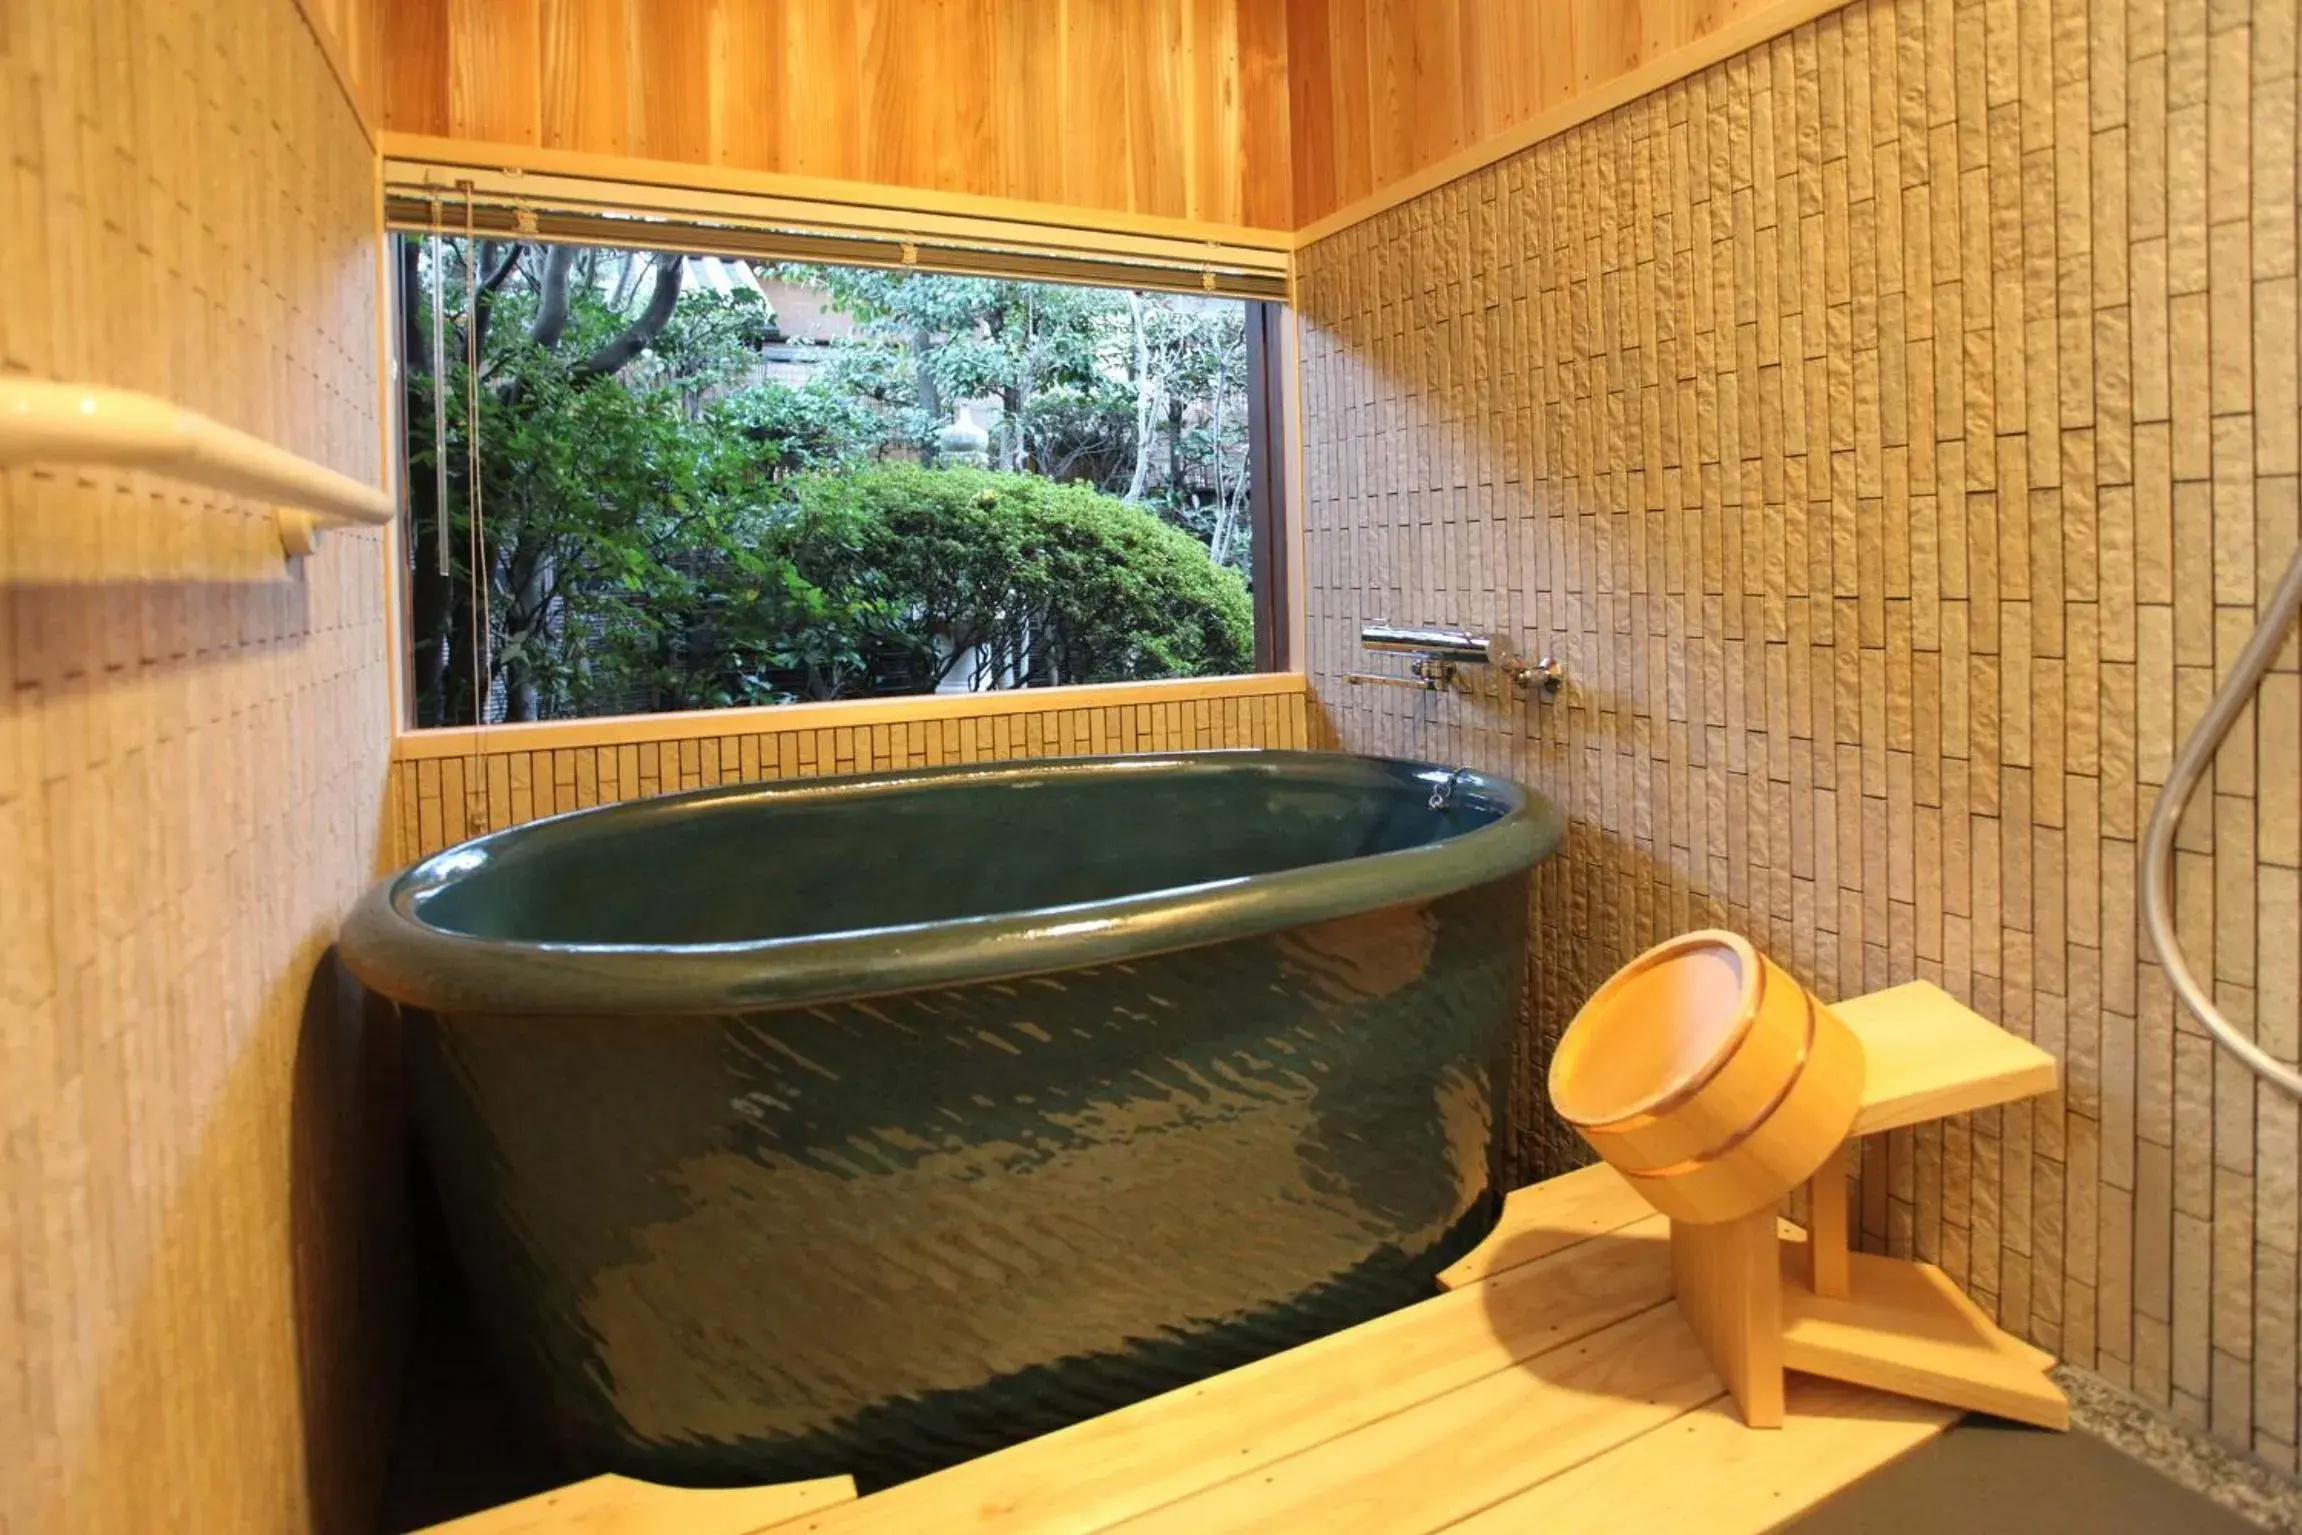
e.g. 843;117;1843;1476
765;465;1254;698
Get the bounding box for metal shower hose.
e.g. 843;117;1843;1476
2140;541;2302;1099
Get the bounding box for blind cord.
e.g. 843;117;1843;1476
461;184;494;820
428;199;449;578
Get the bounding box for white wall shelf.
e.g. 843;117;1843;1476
0;378;394;556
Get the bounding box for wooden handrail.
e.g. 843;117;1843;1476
0;378;393;556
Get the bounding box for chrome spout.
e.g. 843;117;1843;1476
1353;621;1566;701
1359;623;1492;663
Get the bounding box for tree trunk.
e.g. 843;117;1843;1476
468;241;524;361
1001;383;1026;471
499;542;555;721
440;561;481;726
1123;292;1153;502
1165;393;1186;498
401;238;457;723
494;243;580;413
912;324;943;466
1209;371;1234;567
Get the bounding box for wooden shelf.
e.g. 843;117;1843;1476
1450;982;2061;1300
1837;981;2059;1135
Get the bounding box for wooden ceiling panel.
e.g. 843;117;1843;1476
384;0;1296;231
1287;0;1851;236
379;0;1847;239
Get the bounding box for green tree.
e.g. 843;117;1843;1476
400;237;1255;726
770;264;1251;545
777;266;1135;476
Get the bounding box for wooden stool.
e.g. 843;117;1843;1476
1549;933;2068;1432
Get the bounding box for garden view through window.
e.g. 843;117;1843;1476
396;235;1267;728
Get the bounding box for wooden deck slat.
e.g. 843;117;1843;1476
726;1169;1977;1535
421;1473;856;1534
1436;1160;1655;1290
1100;1305;1720;1534
777;1219;1677;1535
1443;1378;1957;1534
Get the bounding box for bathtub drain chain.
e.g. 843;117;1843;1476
1429;768;1471;813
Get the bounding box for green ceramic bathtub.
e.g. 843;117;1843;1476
341;749;1562;1488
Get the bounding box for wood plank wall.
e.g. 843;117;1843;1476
1285;0;1796;231
1296;0;2302;1471
388;682;1312;863
380;0;1295;231
292;0;387;129
1;2;402;1532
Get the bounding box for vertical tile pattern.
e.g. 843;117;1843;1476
1;1;396;1531
1297;0;2302;1469
386;684;1313;863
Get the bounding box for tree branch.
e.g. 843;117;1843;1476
607;249;643;315
530;243;580;350
575;255;684;381
929;624;982;688
469;241;525;359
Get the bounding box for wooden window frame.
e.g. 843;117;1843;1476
1244;301;1291;675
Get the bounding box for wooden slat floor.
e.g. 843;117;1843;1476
757;1165;1960;1535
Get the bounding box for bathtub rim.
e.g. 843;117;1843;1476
340;748;1561;1016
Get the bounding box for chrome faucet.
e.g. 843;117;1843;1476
1344;622;1565;701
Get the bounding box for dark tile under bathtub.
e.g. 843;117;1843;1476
1786;1417;2291;1535
375;1153;570;1533
376;1299;566;1532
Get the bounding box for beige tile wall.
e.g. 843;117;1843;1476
387;681;1312;863
1297;0;2302;1469
1;2;398;1531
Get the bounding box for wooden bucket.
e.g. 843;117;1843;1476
1548;931;1865;1224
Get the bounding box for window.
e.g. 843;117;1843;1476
393;234;1282;729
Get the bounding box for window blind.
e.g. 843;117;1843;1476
381;160;1291;301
